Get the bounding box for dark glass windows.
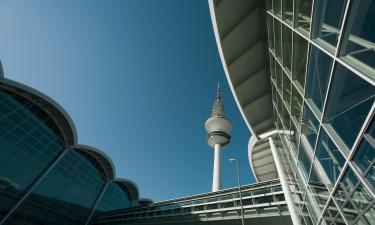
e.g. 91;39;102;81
305;46;333;115
283;0;293;24
314;129;345;188
333;168;374;224
341;0;375;74
267;15;274;51
282;24;293;72
96;182;131;212
273;0;281;17
296;0;313;35
312;0;347;50
0;90;64;218
292;33;309;93
6;150;105;225
323;63;375;151
274;19;282;58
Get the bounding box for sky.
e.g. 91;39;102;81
0;0;255;201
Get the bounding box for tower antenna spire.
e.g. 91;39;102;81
216;82;221;99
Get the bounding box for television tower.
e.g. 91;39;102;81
205;83;232;192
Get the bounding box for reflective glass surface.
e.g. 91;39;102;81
283;0;293;24
283;71;292;110
314;129;345;188
267;14;274;51
305;46;333;114
282;24;293;72
96;182;130;212
323;63;375;151
333;167;374;224
274;19;282;58
354;120;375;170
266;1;375;224
312;0;347;50
0;90;64;218
291;84;303;121
5;150;105;225
296;0;313;34
341;0;375;73
301;104;320;150
273;0;281;17
292;33;308;93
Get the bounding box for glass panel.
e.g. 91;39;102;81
282;24;293;72
334;167;373;224
283;0;294;24
312;0;347;50
362;205;375;225
274;19;282;58
305;45;333;114
308;164;329;213
273;0;281;17
276;60;283;91
267;14;274;51
270;55;276;83
353;121;375;173
5;150;105;225
0;90;64;218
283;71;292;110
291;84;304;121
290;118;301;155
301;104;320;150
282;103;290;131
295;0;313;35
314;129;346;189
366;165;375;190
322;200;342;225
292;33;309;93
266;0;272;11
341;0;375;75
96;182;130;212
323;63;375;151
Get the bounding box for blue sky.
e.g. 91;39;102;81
0;0;255;201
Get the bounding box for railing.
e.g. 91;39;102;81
92;179;290;225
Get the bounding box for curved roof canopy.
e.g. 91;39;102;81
114;179;140;201
0;78;78;146
248;136;277;182
209;0;275;137
74;144;116;180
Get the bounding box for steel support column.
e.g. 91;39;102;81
269;137;301;225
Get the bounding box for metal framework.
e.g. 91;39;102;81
266;1;375;225
91;179;292;225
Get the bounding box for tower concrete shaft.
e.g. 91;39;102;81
212;144;222;192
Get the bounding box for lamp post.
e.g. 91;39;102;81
229;158;245;225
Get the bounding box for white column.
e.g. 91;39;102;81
212;144;221;192
269;137;301;225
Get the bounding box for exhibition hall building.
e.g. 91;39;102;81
0;0;374;225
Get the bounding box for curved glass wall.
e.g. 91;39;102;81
96;182;131;212
4;150;105;225
0;84;136;224
0;90;65;219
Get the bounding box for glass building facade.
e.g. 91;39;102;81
266;1;375;225
0;79;140;225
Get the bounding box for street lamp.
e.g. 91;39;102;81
229;158;245;225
